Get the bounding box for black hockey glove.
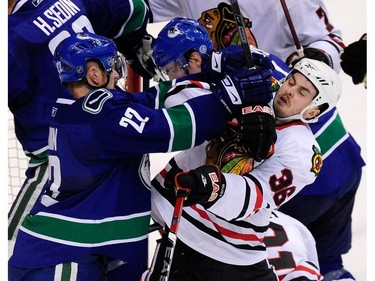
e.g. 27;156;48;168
341;33;367;84
164;166;183;191
287;47;334;69
174;165;226;207
213;67;277;115
202;45;275;82
235;105;276;162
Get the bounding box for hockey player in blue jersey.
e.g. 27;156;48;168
8;32;277;281
151;17;292;162
8;0;157;252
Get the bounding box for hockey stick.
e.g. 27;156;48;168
149;221;163;233
279;0;305;58
145;188;190;281
229;0;255;68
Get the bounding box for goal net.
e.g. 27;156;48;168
8;111;28;211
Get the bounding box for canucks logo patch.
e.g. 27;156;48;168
82;89;113;114
310;145;323;175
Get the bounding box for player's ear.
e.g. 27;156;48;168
86;63;103;86
302;107;320;120
189;52;202;65
188;51;203;74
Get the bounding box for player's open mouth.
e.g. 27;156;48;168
280;96;288;105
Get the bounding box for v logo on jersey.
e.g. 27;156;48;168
221;76;241;104
83;89;113;114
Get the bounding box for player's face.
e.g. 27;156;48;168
160;61;187;80
273;72;317;118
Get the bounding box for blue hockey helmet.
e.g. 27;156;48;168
54;32;127;84
152;17;213;79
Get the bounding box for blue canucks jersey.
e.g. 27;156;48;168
9;81;228;268
8;0;149;164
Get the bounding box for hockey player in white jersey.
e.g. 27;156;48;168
146;2;365;278
144;32;341;279
147;0;344;71
266;210;322;280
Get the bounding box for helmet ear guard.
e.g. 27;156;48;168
293;58;342;123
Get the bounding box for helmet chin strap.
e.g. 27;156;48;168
275;113;301;122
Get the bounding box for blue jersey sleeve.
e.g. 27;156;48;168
8;0;149;155
53;88;226;157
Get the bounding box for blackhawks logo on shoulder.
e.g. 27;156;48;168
310;144;323;175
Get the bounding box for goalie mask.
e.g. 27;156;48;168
54;32;127;84
293;58;342;123
152;17;213;80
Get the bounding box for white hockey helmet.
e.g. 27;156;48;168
293;58;342;123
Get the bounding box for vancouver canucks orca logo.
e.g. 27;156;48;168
167;26;184;38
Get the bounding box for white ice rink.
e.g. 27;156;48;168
148;0;369;279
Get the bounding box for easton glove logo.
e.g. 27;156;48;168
207;172;220;202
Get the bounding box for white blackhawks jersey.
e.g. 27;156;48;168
266;210;323;280
152;117;323;267
148;0;344;72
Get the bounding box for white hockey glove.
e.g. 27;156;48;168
136;35;160;82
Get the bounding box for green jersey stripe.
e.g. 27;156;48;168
122;0;149;34
165;104;194;151
315;113;347;155
21;212;150;244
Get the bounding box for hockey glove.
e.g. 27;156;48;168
213;67;277;115
236;105;276;162
287;47;334;69
174;165;226;207
120;34;158;80
341;33;367;85
202;45;275;82
164;166;183;191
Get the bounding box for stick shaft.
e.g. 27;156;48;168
229;0;255;68
145;195;187;281
279;0;304;58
